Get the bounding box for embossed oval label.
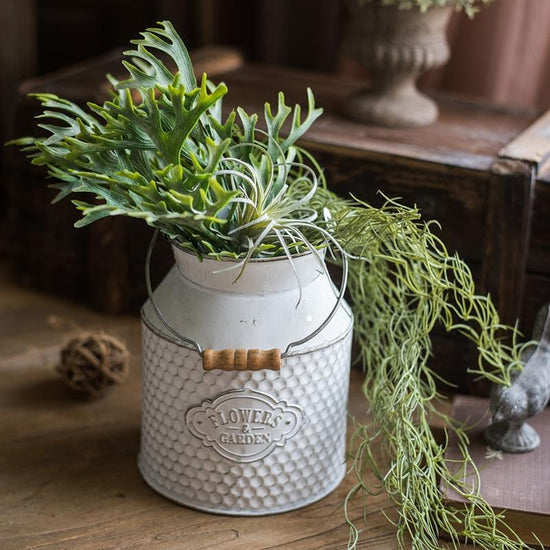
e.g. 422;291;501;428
186;389;304;462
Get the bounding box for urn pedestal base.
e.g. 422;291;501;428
345;85;438;128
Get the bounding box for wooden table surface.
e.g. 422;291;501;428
0;272;460;550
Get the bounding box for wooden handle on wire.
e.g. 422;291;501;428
202;348;281;371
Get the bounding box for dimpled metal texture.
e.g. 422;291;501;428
139;320;352;515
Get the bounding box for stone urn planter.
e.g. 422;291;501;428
341;2;453;127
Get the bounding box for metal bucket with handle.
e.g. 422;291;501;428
139;231;353;515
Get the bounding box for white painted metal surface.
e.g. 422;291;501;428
139;247;353;515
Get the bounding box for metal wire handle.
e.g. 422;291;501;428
145;229;349;359
145;230;203;354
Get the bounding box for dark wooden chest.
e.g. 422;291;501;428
6;50;550;390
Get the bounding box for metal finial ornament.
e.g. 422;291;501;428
485;302;550;453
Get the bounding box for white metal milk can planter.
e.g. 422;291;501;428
139;231;354;515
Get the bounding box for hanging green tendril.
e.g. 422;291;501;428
313;189;534;549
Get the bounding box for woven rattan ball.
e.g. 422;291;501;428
57;332;130;397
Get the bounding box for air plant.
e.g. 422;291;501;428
11;21;534;550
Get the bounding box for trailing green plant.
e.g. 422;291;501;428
311;191;533;549
10;20;536;550
356;0;493;17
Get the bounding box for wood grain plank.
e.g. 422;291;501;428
0;0;36;140
87;217;129;315
19;46;243;99
480;159;535;325
315;150;488;263
526;179;550;274
220;64;537;171
0;277;406;550
499;108;550;170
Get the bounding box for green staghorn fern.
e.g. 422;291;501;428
10;20;538;550
14;21;323;259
